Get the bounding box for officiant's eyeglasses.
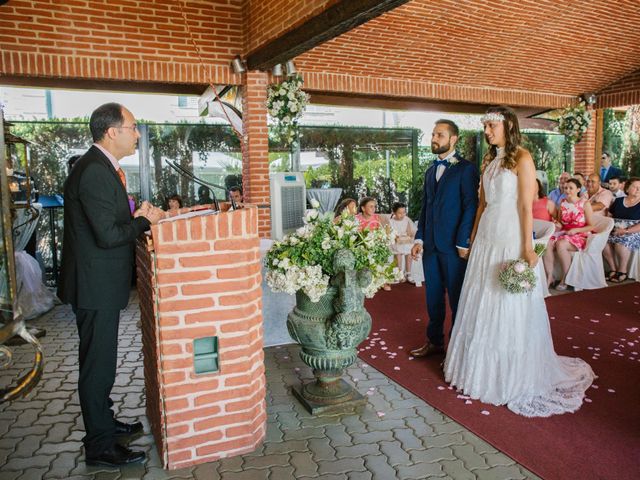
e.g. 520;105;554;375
117;123;138;132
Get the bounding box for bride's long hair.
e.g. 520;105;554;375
481;105;522;172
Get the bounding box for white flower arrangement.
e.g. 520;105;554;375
557;101;592;144
266;74;310;146
265;207;400;302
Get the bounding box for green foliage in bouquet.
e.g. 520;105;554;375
265;204;401;302
498;244;546;294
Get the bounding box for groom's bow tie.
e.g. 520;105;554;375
434;159;450;168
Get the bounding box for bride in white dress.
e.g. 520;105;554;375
444;106;595;417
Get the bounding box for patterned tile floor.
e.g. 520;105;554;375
0;295;539;480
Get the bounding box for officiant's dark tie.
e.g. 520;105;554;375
117;168;127;190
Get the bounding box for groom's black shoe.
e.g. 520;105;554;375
410;342;445;358
114;420;144;439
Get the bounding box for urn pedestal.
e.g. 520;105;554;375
286;251;372;414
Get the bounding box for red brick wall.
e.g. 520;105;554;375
243;0;337;55
0;0;243;85
136;207;266;470
297;0;640;109
574;108;597;176
242;71;271;238
597;69;640;109
301;72;573;109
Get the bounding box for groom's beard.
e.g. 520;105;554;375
431;142;451;155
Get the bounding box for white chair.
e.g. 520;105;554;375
565;217;614;291
409;255;424;287
533;219;555;297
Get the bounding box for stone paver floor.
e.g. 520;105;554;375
0;296;540;480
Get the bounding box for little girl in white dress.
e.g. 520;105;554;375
389;202;417;282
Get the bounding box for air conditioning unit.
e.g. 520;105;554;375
270;172;306;240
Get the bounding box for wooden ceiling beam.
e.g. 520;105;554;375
246;0;410;71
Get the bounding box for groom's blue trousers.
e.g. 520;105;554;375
422;251;467;346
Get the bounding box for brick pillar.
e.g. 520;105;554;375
573;107;597;175
136;206;266;470
242;71;271;238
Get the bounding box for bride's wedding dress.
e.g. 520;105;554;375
444;149;595;417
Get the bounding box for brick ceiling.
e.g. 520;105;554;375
297;0;640;98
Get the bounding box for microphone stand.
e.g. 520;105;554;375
166;159;237;212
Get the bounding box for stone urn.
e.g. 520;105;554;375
286;249;372;414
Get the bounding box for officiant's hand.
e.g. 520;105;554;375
524;248;538;267
411;243;422;260
144;206;165;225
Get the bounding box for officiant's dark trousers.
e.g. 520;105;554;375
75;307;119;455
423;251;467;346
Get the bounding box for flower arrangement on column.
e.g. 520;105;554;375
557;100;592;168
265;202;400;300
266;74;309;147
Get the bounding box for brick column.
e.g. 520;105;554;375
573;107;598;175
242;71;271;238
136;207;266;470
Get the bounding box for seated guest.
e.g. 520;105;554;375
165;194;183;212
600;151;623;185
572;172;588;198
334;197;357;221
356;196;382;230
533;178;556;221
609;176;626;198
356;197;389;290
197;185;212;205
549;171;571;205
543;179;594;291
586;173;614;216
229;186;244;209
603;177;640;283
67;154;82;174
388;202;417;282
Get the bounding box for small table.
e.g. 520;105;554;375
307;188;342;214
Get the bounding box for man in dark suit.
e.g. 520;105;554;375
410;120;479;358
600;152;623;185
58;103;163;466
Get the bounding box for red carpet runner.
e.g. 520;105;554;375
361;283;640;480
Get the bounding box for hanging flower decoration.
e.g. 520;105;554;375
266;74;309;146
557;101;592;144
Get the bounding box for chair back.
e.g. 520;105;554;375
585;216;614;253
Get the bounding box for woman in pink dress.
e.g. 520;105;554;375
356;196;391;290
532;179;555;222
355;197;382;230
543;178;594;290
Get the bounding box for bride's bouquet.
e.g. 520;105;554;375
498;243;546;294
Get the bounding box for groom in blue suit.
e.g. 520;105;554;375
410;120;479;357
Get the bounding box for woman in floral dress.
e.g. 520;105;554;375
543;178;594;290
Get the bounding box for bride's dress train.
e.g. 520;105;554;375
443;151;595;417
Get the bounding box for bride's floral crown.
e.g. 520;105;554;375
481;112;505;123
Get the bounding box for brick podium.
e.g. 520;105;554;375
136;206;266;469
